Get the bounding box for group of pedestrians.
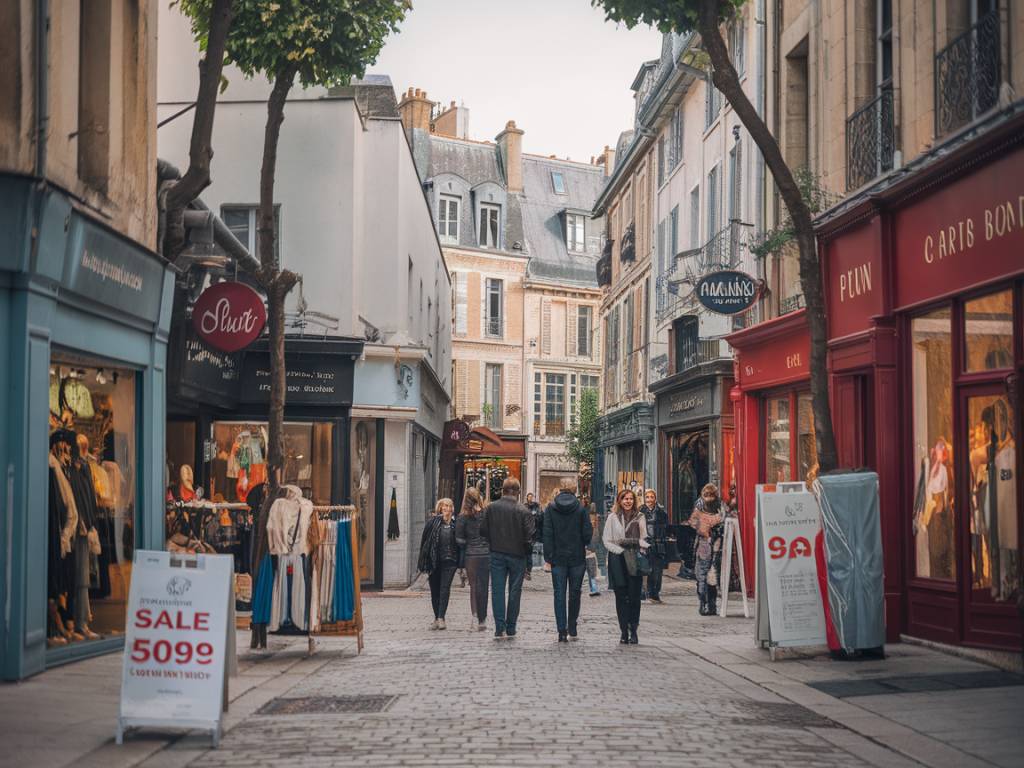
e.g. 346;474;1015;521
417;476;731;643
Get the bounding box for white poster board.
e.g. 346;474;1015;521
756;485;826;650
718;517;749;618
117;550;234;746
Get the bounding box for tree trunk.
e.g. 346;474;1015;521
162;0;233;258
696;0;839;473
258;66;299;494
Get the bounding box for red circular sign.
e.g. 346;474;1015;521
191;281;267;353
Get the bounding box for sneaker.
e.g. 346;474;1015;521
437;619;446;630
568;627;578;641
524;571;532;581
494;629;505;640
477;621;487;632
589;591;601;597
506;629;517;638
649;597;663;604
430;619;440;630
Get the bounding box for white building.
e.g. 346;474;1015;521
158;7;451;588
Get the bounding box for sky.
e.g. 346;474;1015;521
371;0;663;163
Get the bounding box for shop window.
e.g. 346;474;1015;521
910;308;955;581
166;421;196;499
967;394;1018;602
964;289;1014;372
670;431;709;525
47;361;136;649
797;393;819;484
765;396;791;484
351;420;377;582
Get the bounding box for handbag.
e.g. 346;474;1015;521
86;526;102;555
636;550;652;575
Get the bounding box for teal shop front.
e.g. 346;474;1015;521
0;176;174;681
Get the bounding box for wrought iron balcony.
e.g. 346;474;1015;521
674;337;732;375
779;292;806;316
620;223;636;262
655;221;752;323
935;10;1000;137
846;89;895;190
596;239;613;287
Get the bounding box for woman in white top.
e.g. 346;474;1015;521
603;489;649;644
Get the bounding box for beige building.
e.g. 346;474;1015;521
399;92;605;503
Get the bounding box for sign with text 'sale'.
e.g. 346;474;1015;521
117;550;234;746
755;484;827;652
192;281;267;353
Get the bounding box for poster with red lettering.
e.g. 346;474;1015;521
192;281;267;353
755;485;827;650
117;550;234;746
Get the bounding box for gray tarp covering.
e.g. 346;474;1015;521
813;472;886;652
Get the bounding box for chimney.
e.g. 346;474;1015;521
398;87;434;142
496;120;525;194
432;100;470;139
597;144;615;176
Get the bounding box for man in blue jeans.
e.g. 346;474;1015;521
480;477;533;639
542;479;594;642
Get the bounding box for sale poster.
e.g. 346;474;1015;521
119;550;233;733
757;487;827;648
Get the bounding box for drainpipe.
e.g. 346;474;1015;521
34;0;48;181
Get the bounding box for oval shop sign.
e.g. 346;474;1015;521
695;270;758;315
192;281;267;353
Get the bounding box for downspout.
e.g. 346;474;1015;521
34;0;48;181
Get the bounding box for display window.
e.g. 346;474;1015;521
352;419;377;582
464;458;523;503
762;390;818;486
47;359;136;650
667;431;708;525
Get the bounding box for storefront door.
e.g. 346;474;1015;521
960;384;1020;648
668;430;708;526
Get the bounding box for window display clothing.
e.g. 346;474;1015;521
266;486;316;632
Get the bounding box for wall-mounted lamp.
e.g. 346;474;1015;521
732;125;741;143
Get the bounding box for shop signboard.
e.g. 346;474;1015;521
192;282;267;353
657;381;715;426
695;270;758;315
66;217;167;324
168;318;242;406
239;353;355;406
117;550;235;746
755;484;827;653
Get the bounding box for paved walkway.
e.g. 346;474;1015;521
1;577;1021;768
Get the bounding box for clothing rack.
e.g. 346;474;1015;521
308;504;364;655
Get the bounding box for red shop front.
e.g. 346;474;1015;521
817;115;1024;652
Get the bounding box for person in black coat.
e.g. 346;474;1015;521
524;492;543;579
641;489;669;603
418;498;458;630
542;479;593;642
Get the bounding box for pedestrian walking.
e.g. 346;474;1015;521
603;488;648;645
542;479;593;642
524;492;543;580
480;477;533;639
688;484;725;616
584;497;602;597
417;498;458;629
641;489;669;604
455;487;489;631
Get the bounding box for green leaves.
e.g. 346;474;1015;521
177;0;409;89
565;388;600;471
591;0;745;34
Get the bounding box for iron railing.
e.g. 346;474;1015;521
655;221;753;323
779;292;806;316
675;337;732;375
935;10;1001;137
846;89;895;190
620;223;636;262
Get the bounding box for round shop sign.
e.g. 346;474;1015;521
695;270;759;315
192;281;267;353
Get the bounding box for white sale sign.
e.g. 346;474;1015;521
757;486;827;649
118;550;234;745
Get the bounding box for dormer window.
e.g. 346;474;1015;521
551;171;567;195
479;203;500;248
567;213;586;252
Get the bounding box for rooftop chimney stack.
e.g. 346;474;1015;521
597;144;615;177
398;87;434;143
496;120;525;194
432;100;471;139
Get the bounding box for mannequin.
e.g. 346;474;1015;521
179;464;196;502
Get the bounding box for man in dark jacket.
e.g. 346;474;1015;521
524;492;543;580
480;477;533;639
642;489;669;603
543;479;593;642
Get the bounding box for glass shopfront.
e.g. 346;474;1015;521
46;358;137;651
763;390;818;487
351;419;377;583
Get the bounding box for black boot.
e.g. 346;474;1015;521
698;592;709;616
619;625;629;644
558;630;568;643
707;586;718;616
628;624;639;644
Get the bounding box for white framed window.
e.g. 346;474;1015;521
705;77;722;129
438;194;460;243
670;205;679;260
730;16;746;76
728;142;743;222
657;134;666;186
706;165;720;238
551;171;567;195
485;277;503;337
533;372;543;435
670;106;683;170
484;364;502;429
221;204;281;263
689;186;700;248
453;272;468;335
577;305;592;357
567;213;586;252
657;218;667;275
544;373;566;436
479;203;500;248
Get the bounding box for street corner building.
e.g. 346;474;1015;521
1;1;174;680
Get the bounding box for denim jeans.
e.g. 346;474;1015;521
490;552;526;634
550;563;586;632
588;574;601;594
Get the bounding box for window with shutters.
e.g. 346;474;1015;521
669;106;683;170
453;272;468;336
657;218;667;275
657;134;666;186
438;194;460;243
485;278;503;338
541;299;552;355
484;364;502;429
729;143;742;222
577;305;592;357
670;205;679;260
705;76;722;129
689;186;701;248
479;203;500;248
706;166;719;239
730;16;746;76
533;372;542;434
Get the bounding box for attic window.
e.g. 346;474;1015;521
551;172;567;195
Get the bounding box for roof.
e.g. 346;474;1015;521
520;156;604;287
328;75;399;120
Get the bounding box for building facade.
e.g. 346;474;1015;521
728;0;1024;653
158;8;451;590
400;92;604;506
1;0;174;680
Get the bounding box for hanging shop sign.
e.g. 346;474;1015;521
118;550;235;746
696;270;759;315
192;282;267;353
755;484;827;653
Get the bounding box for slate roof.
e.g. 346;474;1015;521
520;156;605;287
329;75;400;120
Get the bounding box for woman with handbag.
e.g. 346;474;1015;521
455;488;490;631
417;498;459;630
603;488;649;644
